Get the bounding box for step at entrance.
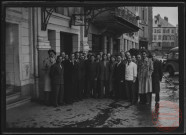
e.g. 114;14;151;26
6;91;21;103
6;96;31;110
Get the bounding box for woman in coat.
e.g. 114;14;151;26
43;49;56;105
138;50;153;105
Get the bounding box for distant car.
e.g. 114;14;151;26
164;47;179;76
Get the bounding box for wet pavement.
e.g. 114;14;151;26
6;72;180;128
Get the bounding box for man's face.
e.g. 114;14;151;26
103;55;107;60
142;52;147;59
152;54;156;61
137;55;141;61
65;55;69;60
107;53;111;58
71;54;75;60
75;53;79;58
57;57;63;63
80;55;84;60
91;56;95;61
126;52;131;58
111;57;116;62
127;56;132;62
49;52;55;58
97;55;101;59
117;56;121;62
132;56;136;61
61;52;65;57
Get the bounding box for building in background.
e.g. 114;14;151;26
152;14;177;53
175;24;178;47
138;7;153;50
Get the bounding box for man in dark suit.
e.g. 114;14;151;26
63;54;73;104
151;53;163;105
87;55;99;98
98;54;110;98
113;55;126;100
70;53;79;102
77;54;86;100
50;55;65;107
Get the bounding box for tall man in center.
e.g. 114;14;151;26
98;54;110;98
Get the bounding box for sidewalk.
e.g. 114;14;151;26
6;75;180;128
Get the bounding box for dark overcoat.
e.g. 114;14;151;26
98;61;110;81
152;59;163;93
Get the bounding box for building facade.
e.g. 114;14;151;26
5;6;152;109
152;14;177;52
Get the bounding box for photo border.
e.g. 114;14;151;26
1;0;185;134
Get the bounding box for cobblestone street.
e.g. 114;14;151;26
6;73;180;128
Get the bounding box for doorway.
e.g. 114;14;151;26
6;22;20;93
92;34;102;53
60;32;73;55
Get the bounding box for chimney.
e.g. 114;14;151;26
164;16;168;22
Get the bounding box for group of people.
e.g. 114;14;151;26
42;49;163;107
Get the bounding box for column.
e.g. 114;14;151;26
109;37;113;54
103;35;107;53
125;39;128;52
120;39;124;52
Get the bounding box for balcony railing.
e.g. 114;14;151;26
113;8;138;26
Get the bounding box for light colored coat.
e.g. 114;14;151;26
43;57;56;92
138;57;153;94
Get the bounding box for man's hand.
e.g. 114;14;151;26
133;78;136;83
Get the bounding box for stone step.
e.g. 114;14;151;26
6;92;21;103
6;87;14;95
6;97;31;110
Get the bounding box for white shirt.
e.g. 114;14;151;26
125;61;137;81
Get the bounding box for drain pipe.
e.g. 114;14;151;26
32;7;39;99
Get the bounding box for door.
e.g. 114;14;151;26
92;34;102;53
6;22;20;93
60;32;73;55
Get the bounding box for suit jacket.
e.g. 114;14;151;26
152;59;163;80
87;61;99;81
152;59;163;93
70;60;79;82
113;62;125;82
109;62;117;81
50;63;64;85
77;59;86;80
98;61;110;81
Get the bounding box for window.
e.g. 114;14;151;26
158;35;161;40
163;35;167;40
167;29;170;33
171;36;174;40
157;29;161;33
167;35;170;40
142;8;144;20
142;27;145;37
163;29;166;33
171;42;174;47
172;29;174;33
154;29;156;33
158;42;161;47
154;35;157;40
